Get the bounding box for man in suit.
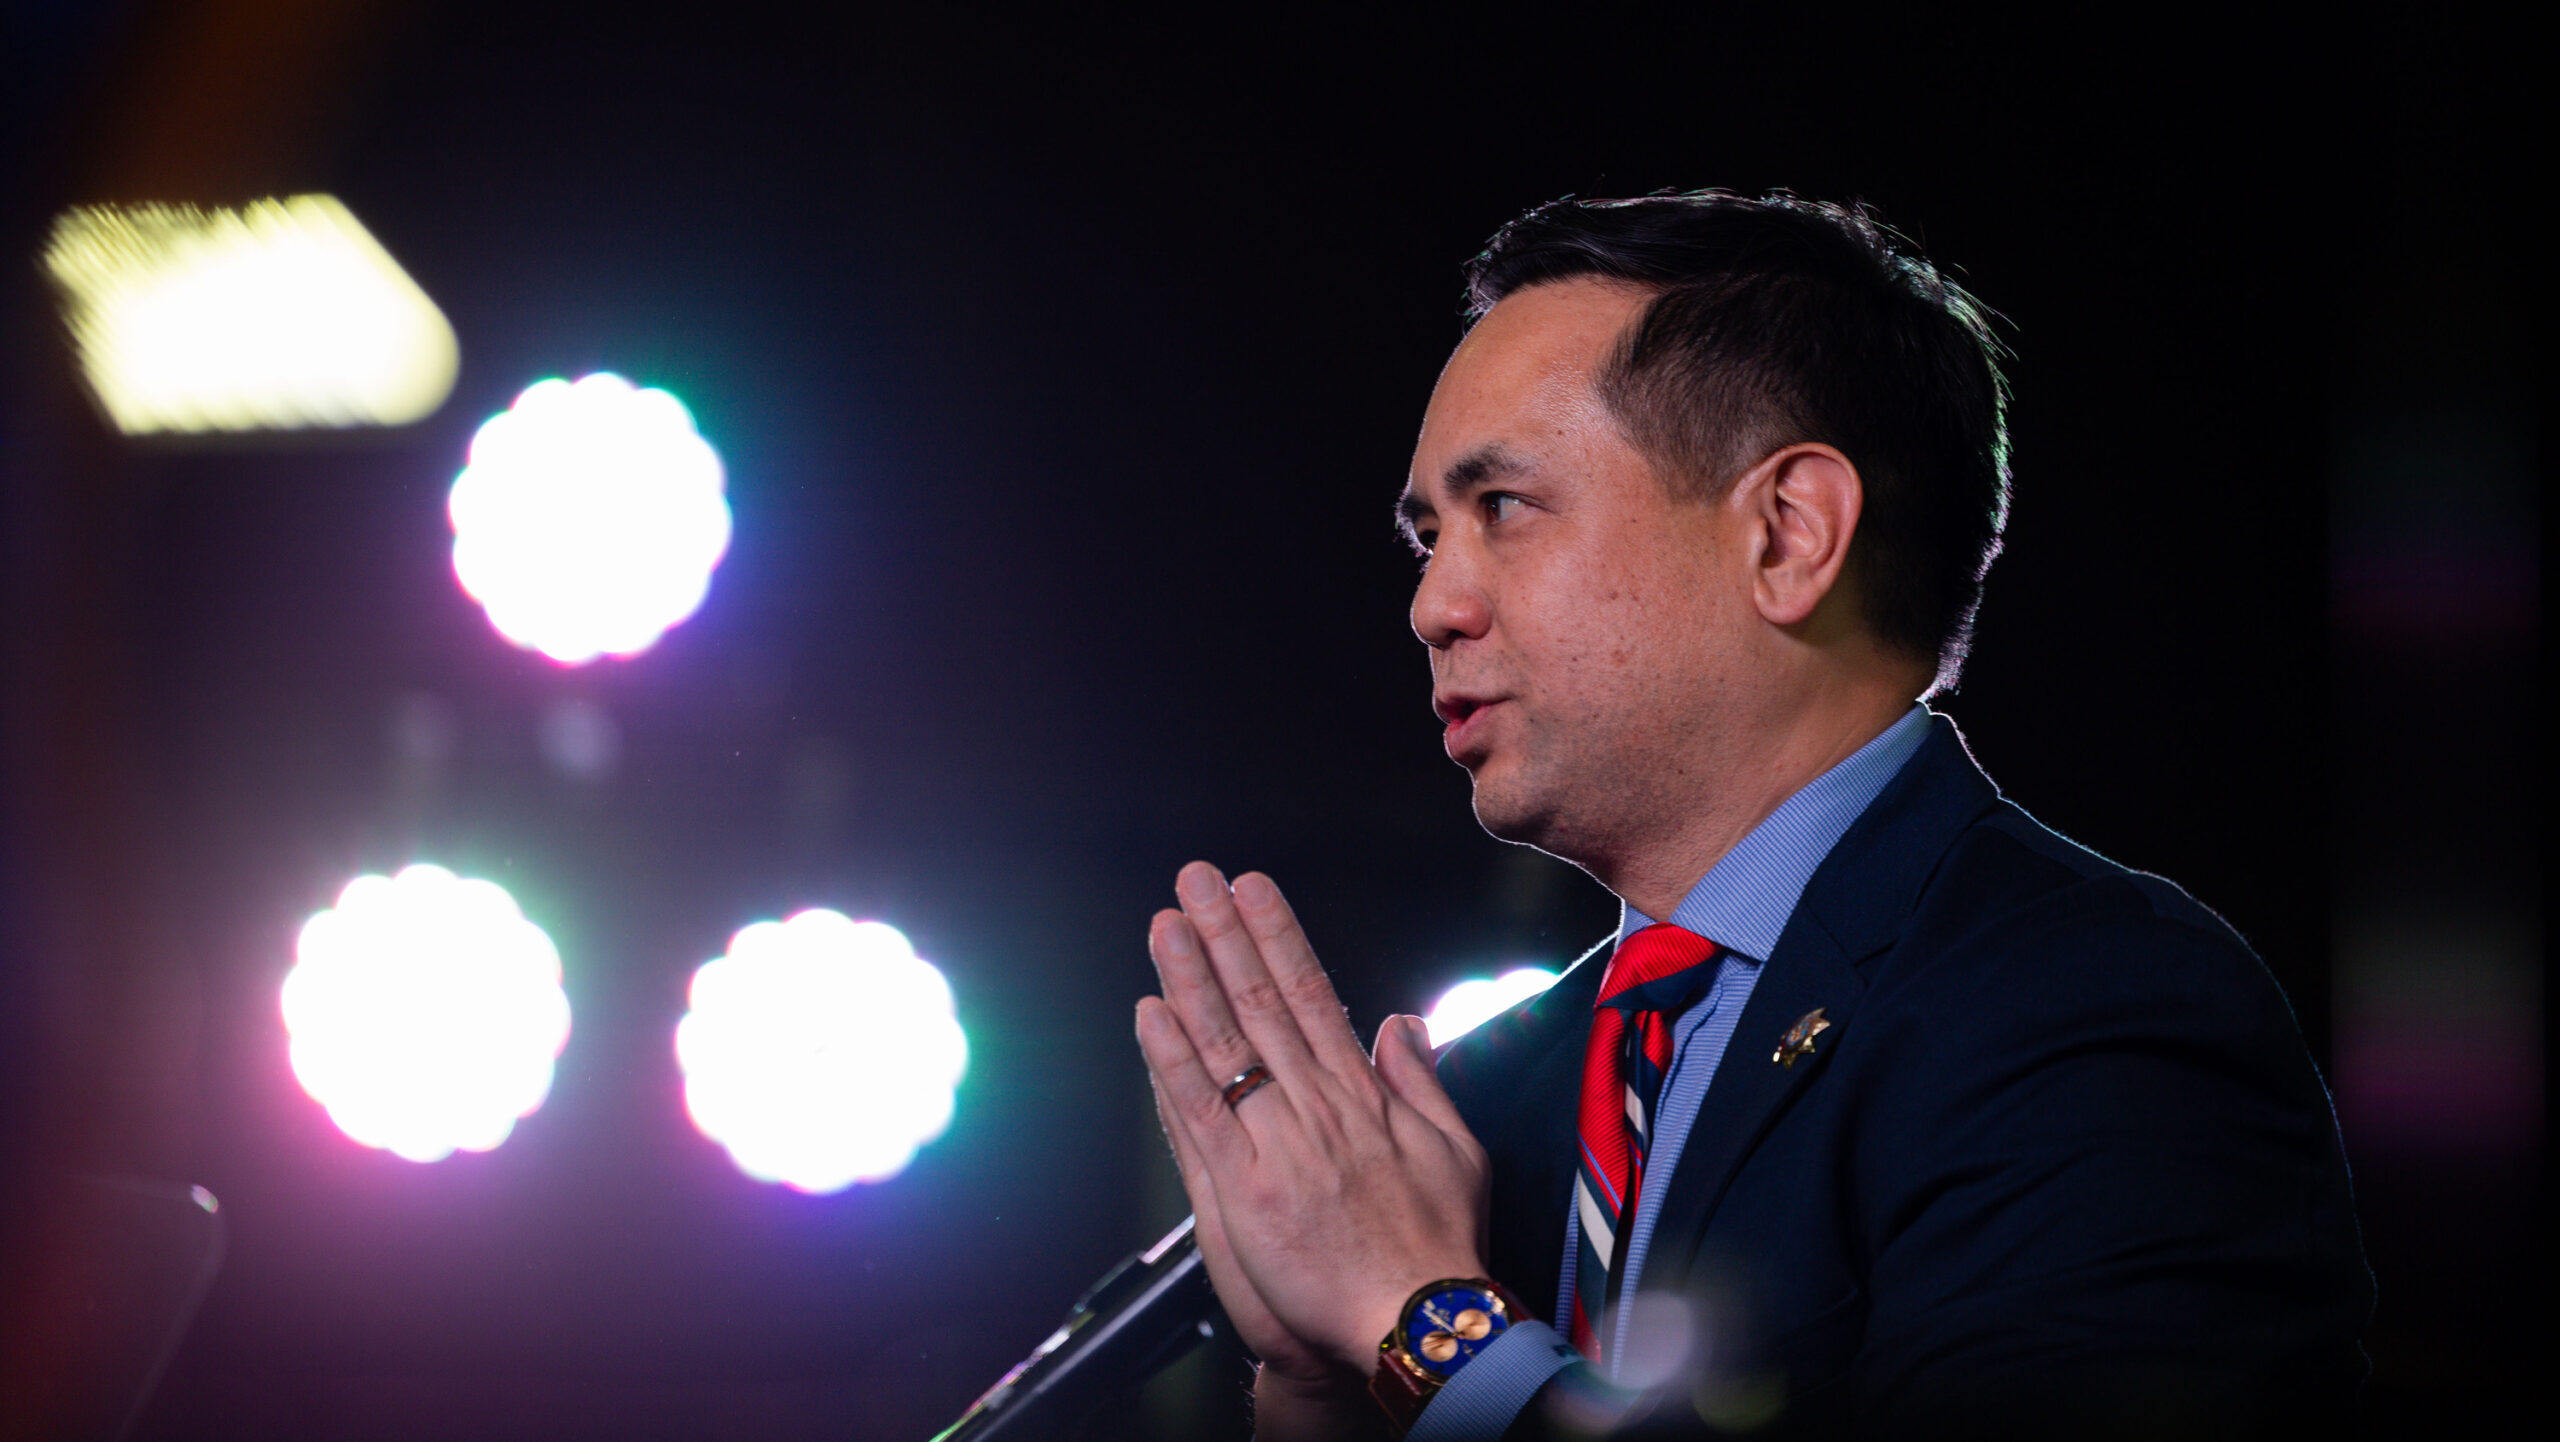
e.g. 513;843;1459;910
1132;192;2369;1439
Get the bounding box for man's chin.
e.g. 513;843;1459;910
1466;771;1556;849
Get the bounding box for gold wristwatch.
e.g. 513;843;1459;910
1369;1277;1526;1436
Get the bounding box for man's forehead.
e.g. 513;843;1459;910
1443;285;1636;405
1463;276;1648;364
1408;281;1644;501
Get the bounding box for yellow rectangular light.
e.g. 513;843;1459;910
41;194;458;435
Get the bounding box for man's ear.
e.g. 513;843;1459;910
1740;443;1863;629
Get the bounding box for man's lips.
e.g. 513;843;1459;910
1435;695;1507;756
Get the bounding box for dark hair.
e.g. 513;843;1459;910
1463;190;2012;693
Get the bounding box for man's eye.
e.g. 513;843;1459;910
1408;528;1438;557
1485;493;1525;524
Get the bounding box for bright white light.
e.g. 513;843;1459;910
41;195;457;434
1422;966;1560;1046
448;373;732;665
675;911;968;1193
281;864;572;1162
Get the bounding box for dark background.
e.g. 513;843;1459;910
0;3;2540;1438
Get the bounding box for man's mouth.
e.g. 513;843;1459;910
1434;694;1505;757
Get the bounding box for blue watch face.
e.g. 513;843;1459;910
1402;1284;1510;1379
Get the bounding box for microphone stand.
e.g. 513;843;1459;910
929;1216;1223;1440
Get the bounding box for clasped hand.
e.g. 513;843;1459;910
1135;861;1493;1399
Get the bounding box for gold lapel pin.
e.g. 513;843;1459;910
1772;1007;1831;1067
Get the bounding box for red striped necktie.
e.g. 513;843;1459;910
1568;922;1727;1366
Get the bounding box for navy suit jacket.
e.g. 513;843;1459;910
1437;719;2371;1438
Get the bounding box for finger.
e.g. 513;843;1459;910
1150;1077;1300;1361
1374;1013;1472;1136
1230;871;1373;1078
1145;1070;1251;1308
1135;995;1255;1168
1173;862;1327;1093
1149;909;1267;1092
1148;1070;1216;1203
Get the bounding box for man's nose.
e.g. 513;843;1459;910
1411;553;1492;649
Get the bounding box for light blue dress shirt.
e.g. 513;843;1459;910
1409;705;1933;1440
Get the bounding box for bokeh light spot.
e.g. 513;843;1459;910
676;911;968;1193
41;195;457;434
536;696;623;782
281;864;572;1162
1422;966;1560;1046
449;373;732;665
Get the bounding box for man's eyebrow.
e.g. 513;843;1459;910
1395;445;1527;533
1441;444;1527;498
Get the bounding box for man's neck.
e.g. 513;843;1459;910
1601;690;1917;921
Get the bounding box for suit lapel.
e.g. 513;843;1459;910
1643;922;1865;1289
1643;716;2003;1290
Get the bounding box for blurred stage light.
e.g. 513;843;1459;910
676;911;968;1193
449;374;732;665
281;864;572;1163
40;195;457;435
1422;966;1560;1046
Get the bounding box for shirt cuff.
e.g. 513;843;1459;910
1405;1319;1579;1441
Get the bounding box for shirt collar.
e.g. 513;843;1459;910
1619;704;1933;960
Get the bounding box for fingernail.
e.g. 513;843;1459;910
1234;872;1276;907
1405;1016;1438;1059
1178;863;1225;904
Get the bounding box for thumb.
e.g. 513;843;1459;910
1375;1014;1468;1135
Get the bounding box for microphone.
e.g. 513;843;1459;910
929;1216;1223;1440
